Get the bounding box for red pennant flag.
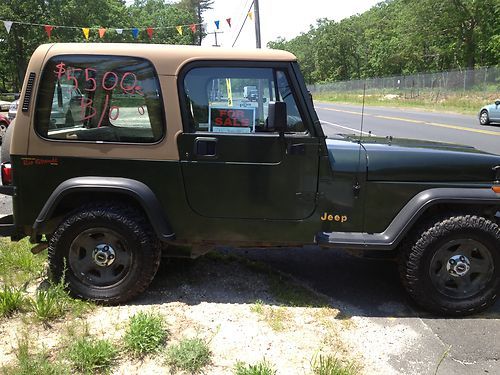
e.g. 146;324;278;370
146;27;154;39
226;18;232;27
98;28;106;38
190;24;196;33
44;25;53;39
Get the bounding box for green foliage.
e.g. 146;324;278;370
0;239;46;286
0;285;26;318
28;277;90;322
165;337;212;373
310;354;360;375
268;0;500;84
234;359;277;375
124;311;168;356
65;337;118;374
1;335;69;375
0;0;202;92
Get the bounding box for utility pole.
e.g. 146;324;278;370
254;0;262;48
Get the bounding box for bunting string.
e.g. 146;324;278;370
1;14;238;40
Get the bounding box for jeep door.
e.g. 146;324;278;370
177;62;320;220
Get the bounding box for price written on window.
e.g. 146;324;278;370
54;62;146;127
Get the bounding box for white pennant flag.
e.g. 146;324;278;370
115;28;123;34
3;21;13;34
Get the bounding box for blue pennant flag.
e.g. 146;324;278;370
132;28;139;38
214;20;220;30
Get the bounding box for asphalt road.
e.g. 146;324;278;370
316;102;500;155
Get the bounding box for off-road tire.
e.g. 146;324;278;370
399;215;500;316
48;203;161;304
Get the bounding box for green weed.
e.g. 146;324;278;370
123;311;168;356
250;301;291;331
0;239;46;286
311;353;360;375
65;337;118;374
1;334;69;375
0;285;26;318
234;359;277;375
165;337;211;373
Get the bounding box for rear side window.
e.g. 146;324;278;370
35;55;164;143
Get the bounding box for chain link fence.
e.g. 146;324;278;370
308;66;500;97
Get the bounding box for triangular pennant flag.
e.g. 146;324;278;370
44;25;53;39
3;21;13;34
146;27;154;39
98;28;106;38
214;20;220;30
132;28;139;38
226;18;232;27
176;25;183;35
190;24;196;33
248;11;253;20
82;27;90;40
115;28;123;34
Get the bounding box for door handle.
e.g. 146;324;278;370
194;137;217;157
288;143;306;155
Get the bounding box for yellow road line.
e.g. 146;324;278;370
316;107;363;116
316;107;500;137
375;115;424;124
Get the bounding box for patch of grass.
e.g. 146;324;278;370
0;285;26;318
1;334;69;375
165;337;211;374
0;239;46;286
311;353;360;375
250;301;291;332
123;311;168;356
314;90;495;116
234;359;277;375
65;337;118;375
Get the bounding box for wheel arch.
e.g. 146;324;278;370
33;177;175;241
318;188;500;251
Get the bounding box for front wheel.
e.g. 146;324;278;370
479;110;490;125
399;215;500;316
48;203;161;304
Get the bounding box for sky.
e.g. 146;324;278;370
201;0;381;48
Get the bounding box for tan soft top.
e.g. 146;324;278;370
38;43;297;76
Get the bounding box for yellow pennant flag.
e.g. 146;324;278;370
176;25;183;35
82;27;90;40
248;11;253;20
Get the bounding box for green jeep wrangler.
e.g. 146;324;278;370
1;43;499;316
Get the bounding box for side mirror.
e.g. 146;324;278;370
495;100;500;106
267;101;287;133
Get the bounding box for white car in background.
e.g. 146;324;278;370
479;100;500;125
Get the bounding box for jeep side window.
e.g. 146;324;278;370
182;66;306;134
35;55;164;143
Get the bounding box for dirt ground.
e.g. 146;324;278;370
0;252;409;374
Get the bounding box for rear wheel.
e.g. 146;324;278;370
48;203;161;304
479;110;490;125
399;215;500;316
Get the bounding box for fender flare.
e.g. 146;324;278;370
33;176;175;241
318;187;500;250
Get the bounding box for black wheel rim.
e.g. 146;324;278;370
429;238;494;299
68;227;133;288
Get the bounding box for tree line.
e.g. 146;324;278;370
0;0;213;92
268;0;500;84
